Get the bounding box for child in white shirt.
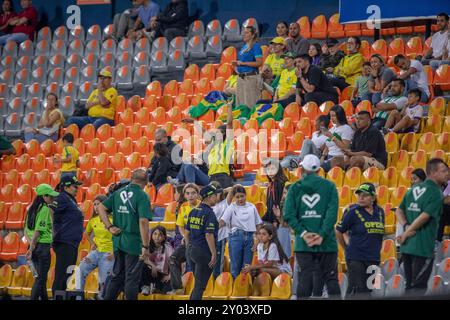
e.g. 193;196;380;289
383;88;423;134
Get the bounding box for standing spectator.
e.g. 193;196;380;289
284;154;341;299
24;93;64;143
262;37;286;78
383;89;423;134
53;133;79;181
295;54;339;106
276;21;289;40
99;168;152;300
308;43;322;67
352;62;371;107
64;69;117;130
320;38;345;75
331;36;364;90
148;143;179;190
262;159;288;226
52;176;84;297
24;184;59;300
366;54;397;105
372;78;408;130
0;135;15;158
336;183;385;296
285;22;310;56
233;26;263;108
185;184;221;300
111;0;140;41
343;111;387;171
126;0;160;41
396;159;449;293
219;185;263;279
0;0;37;45
438;177;450;242
394;55;430;103
150;0;189;41
424;13;450;70
75;195;114;300
0;0;16;35
149;128;183;178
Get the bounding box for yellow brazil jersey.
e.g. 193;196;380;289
175;200;200;228
264;54;285;77
277;68;297;98
208;140;234;176
87;87;118;120
61;145;79;172
227;75;238;88
86;215;113;253
333;52;364;86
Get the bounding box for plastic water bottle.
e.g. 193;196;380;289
27;260;39;278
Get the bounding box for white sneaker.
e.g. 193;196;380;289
290;295;297;300
141;286;151;296
167;289;184;295
167;176;180;186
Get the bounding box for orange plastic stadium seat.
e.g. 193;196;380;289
20;169;34;186
283;102;301;123
93;152;109;170
344;23;361;37
154;184;174;207
409;149;427;169
384;132;399;154
135;107;151;125
134;137;150;154
194;77;210;95
126;123;143;142
380;239;397;262
393;149;409;171
327;167;344;188
437;133;450;152
35;169;51;186
184;64;200;82
179;79;194;96
85;137;101;156
85;183;101;202
15;154;30;172
399;132;417;152
79;153;93;171
64;123;80;139
211;77;226;92
150;106;166;125
100;137;116;155
5;169;19;188
200;63;216;81
380;167;398;188
220;46;237;65
270;273;291;300
371;39;388;61
159;94;174;110
428;97;445;116
25;139;40;157
31;153;46;172
434;65;450;91
278;117;295;137
40;139;54;157
119;108;134;126
0;232;19;261
5;203;25;229
302;102;319;122
143;122;157;140
361;167;380;185
146;81;162;98
296;117;312;138
405;36;423;58
376;185;390;206
0;202;7;229
216;63;233;79
71;138;85;156
127;95;142;111
173;93;190;111
78;123;95;141
17;184;33;204
163;80;179;97
126;152;142;170
118;137;133;156
398;166;414;187
388;38;405;61
11;140;24;156
390;186;408;207
311;15;327;39
417;132;436;153
344;167;362;189
328;13;345;38
110;152;125;171
1;155;15;172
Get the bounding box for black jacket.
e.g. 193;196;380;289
157;0;189;30
149;137;182;180
149;155;179;186
52;191;83;248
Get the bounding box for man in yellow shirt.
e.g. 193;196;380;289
262;37;286;78
331;36;364;90
64;68;118;129
53;133;79;181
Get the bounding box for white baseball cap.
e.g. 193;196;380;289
300;154;321;172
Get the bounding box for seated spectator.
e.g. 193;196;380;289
424;13;450;70
0;135;15;157
149;128;183;177
276;21;289;40
320;38;345;74
308;43;322;67
352;62;371;107
295;54;339;106
76;195;114;300
261;37;286;78
438;178;450;242
111;0;140;41
331;36;364;90
343;111;388;170
281;115;330;169
0;0;16;35
321;105;354;171
0;0;37;45
243;223;292;279
150;0;189;41
383;89;423;134
126;0;160;41
411;168;427;186
149;143;179;190
371;78;408;130
285;22;310;56
64;69;117;130
394;55;430;103
53;133;80;181
366;54;397;105
141;226;174;295
24;93;64;143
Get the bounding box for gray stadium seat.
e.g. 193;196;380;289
26;83;43;101
102;24;113;41
435;240;450;264
133;51;150;68
25;97;41;115
82;53;98;69
8;97;24;116
14;68;31;85
118;38;134;56
223;19;241;42
187;36;206;59
37;26;52;43
69;25;85;43
151;37;168;55
53;26;68;42
205;20;222;38
3;41;18;57
370;273;386;298
0;83;8;99
150;51;168;73
59;96;75;118
115;65;133;90
0;98;6;117
206;35;223;57
116;51;132;67
61;82;78;99
85;39;100;56
49;54;65;69
18;40;34;57
167;50;185;72
426;275;448;296
10;83;26;100
169;36;186;56
66;53;82;69
77;81;93;103
31;66;46;84
133;65;150;86
4;113;21;137
46;82;61;97
1;56;14;72
188;20;205;38
64;67;80;85
80;66;97;84
22;112;38;130
17;56;32;70
68;39;84;56
381;258;398;282
134;38;151;55
50;39;67;56
35;40;51;56
100;52;116;69
48;68;64;84
437;257;450;283
0;68;13;86
338;272;348;300
101;39;117;55
33;55;48;71
86;25;102;42
385;274;406;298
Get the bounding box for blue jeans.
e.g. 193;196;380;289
281;139;321;169
176;164;210;186
0;32;28;45
228;230;254;279
64;116;114;130
430;60;450;70
24;131;59;144
277;226;292;259
76;250;114;297
213;239;226;278
60;171;77;181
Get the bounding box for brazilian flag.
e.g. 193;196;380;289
216;104;253;124
188;91;229;118
249;103;284;125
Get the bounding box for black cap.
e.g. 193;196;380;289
325;38;339;47
200;184;223;199
60;175;83;187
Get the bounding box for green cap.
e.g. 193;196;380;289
36;184;59;197
281;52;296;59
355;183;376;197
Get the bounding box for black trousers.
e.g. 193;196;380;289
52;242;78;297
372;118;387;130
300;91;339;106
31;243;51;300
104;249;143;300
187;244;212;300
327;76;350;92
140;267;172;294
437;204;450;242
402;253;434;293
346;260;379;296
169;244;186;290
209;173;234;189
296;252;341;298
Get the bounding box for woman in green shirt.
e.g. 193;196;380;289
24;184;59;300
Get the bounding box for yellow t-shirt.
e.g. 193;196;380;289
227;75;238;88
86;215;113;253
87;87;118;120
61;145;79;172
264;54;285;77
208;140;234;176
277;68;297;98
175;201;200;228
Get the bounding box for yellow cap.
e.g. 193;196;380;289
98;68;112;78
270;37;286;45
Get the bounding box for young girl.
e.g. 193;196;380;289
272;183;292;260
262;158;288;226
219;185;263;279
243;223;292;279
141;226;174;295
148;143;178;190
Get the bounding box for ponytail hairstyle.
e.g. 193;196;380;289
174;184;187;217
149;225;167;254
26;196;47;230
243;26;258;53
260;223;289;264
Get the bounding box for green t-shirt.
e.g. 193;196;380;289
0;135;13;151
25;205;53;244
102;183;152;256
399;179;443;258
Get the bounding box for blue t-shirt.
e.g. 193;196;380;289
336;204;385;262
138;2;160;29
237;43;263;74
185;203;218;253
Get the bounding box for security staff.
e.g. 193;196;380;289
336;183;385;296
185;184;221;300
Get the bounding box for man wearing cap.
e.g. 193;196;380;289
335;183;385;296
320;38;345;74
64;68;118;130
262;37;286;79
185;184;221;300
284;154;341;299
52;176;84;297
285;22;310;57
24;184;59;300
